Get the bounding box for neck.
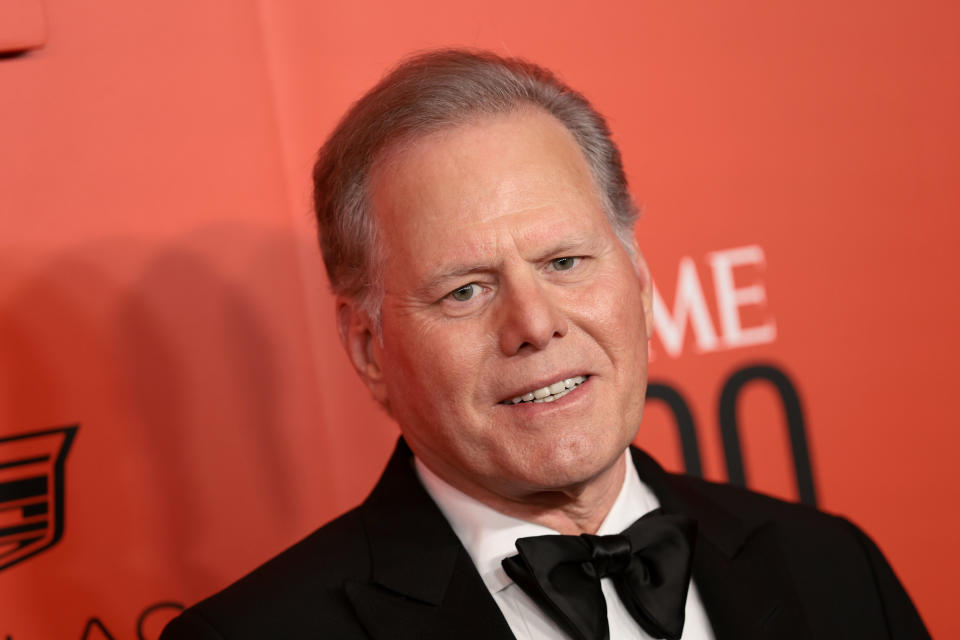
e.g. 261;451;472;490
424;452;629;535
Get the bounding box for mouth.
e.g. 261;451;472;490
500;375;589;405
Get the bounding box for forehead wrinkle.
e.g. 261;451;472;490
412;202;608;296
405;232;501;299
445;205;583;268
373;109;616;299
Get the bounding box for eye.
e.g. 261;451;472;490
550;256;580;271
449;283;480;302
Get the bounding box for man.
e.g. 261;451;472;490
161;50;929;639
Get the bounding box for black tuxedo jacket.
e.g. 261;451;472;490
161;439;929;639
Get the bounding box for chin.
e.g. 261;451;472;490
519;432;626;489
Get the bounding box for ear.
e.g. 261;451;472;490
633;250;654;336
336;296;389;406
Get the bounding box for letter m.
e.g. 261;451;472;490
652;257;719;358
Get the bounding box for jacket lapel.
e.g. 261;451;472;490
631;447;811;640
345;439;515;640
346;440;810;639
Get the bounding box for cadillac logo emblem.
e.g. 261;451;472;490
0;425;77;573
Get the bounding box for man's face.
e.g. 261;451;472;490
362;108;652;501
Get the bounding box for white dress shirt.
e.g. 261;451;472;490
415;451;716;640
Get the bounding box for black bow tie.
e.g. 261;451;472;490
501;510;696;640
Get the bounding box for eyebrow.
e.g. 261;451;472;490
416;237;599;298
415;263;494;298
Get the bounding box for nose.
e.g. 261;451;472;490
497;272;569;356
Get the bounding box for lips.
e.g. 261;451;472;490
502;375;589;404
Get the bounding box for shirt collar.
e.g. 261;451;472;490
414;450;662;594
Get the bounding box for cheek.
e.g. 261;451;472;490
578;269;648;349
382;320;489;412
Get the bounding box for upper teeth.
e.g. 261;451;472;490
508;376;587;404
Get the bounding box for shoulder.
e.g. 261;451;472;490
629;441;859;548
669;470;878;563
676;472;855;534
161;507;372;639
160;438;446;639
631;446;861;550
663;472;930;637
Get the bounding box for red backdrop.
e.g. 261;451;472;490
1;1;956;637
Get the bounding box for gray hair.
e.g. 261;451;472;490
313;49;638;328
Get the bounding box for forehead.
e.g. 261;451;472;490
369;109;612;278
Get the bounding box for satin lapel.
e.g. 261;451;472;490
345;439;516;640
630;448;811;640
